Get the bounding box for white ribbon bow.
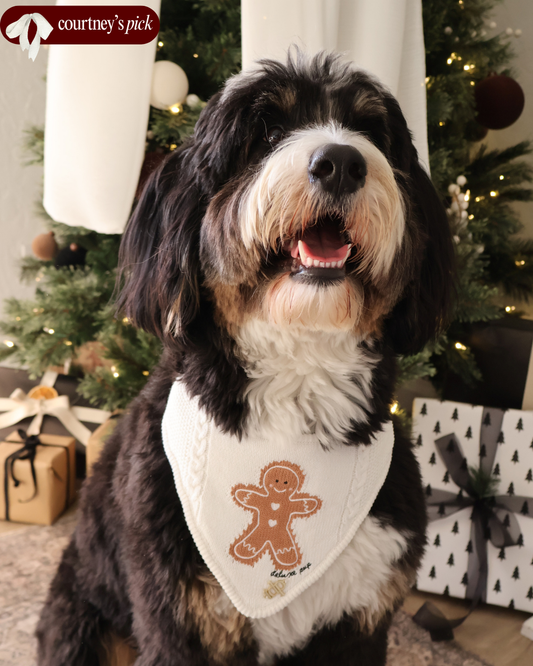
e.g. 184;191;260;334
0;372;110;446
6;13;53;61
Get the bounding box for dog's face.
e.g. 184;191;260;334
118;53;453;356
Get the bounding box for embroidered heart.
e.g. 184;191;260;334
268;519;277;527
271;503;280;511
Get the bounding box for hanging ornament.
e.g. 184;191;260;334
32;231;59;261
475;74;525;130
150;61;189;110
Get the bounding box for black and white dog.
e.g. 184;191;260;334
37;52;454;666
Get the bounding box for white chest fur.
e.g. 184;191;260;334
235;320;378;447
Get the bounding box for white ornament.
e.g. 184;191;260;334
471;30;477;38
451;201;460;214
453;235;461;244
456;175;467;187
489;21;497;29
444;26;453;35
506;27;514;36
185;94;201;108
448;183;460;196
150;61;189;110
515;29;522;38
146;130;154;140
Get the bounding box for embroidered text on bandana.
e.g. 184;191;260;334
162;380;394;618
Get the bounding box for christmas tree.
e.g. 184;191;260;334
1;0;532;411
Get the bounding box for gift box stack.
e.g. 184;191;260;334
0;368;110;525
412;398;533;613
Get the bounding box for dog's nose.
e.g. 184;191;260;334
308;143;367;196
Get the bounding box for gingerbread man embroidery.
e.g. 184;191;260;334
229;461;322;570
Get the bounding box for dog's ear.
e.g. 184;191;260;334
115;146;203;341
382;96;455;355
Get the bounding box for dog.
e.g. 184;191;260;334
37;52;454;666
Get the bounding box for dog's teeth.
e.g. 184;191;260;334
319;262;325;268
313;259;319;267
306;257;313;267
325;262;331;268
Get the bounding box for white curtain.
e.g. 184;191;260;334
242;0;429;170
43;0;161;235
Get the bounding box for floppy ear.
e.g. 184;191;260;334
382;96;455;355
115;145;203;341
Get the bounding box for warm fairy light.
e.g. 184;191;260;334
499;175;505;180
193;53;199;58
425;76;430;83
505;306;516;313
64;340;73;346
157;41;163;47
464;64;470;71
170;104;182;114
33;308;39;313
468;214;474;220
113;372;120;378
447;58;453;65
111;365;116;372
142;370;150;376
122;317;129;323
169;143;177;150
390;402;399;414
470;81;475;86
3;340;14;348
455;342;467;351
439;121;445;126
516;260;526;267
15;316;20;321
464;190;470;201
490;190;498;197
475;196;485;202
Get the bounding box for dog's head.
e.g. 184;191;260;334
118;52;453;357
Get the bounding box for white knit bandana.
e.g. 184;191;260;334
162;380;394;618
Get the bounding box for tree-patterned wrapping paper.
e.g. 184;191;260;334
412;398;533;613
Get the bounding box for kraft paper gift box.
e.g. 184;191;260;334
0;430;76;525
86;412;122;475
412;398;533;614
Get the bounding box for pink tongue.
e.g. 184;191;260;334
290;226;349;262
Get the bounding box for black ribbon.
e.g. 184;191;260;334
413;407;533;641
3;429;71;521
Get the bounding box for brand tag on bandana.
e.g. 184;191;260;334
162;380;394;618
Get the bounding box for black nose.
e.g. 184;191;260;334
308;143;367;196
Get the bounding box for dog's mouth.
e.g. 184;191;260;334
277;215;353;283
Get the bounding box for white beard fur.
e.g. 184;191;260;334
234;318;378;447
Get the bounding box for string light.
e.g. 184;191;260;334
170;104;182;114
464;190;470;202
455;342;467;351
193;53;199;58
470;81;475;86
490;190;499;197
113;372;120;378
48;328;55;334
169;143;177;150
499;175;505;180
439;121;445;126
157;41;164;47
122;317;129;324
475;196;485;202
516;260;526;267
15;316;21;321
3;340;14;348
505;306;516;313
468;214;474;220
64;340;73;346
390;401;399;414
142;370;150;376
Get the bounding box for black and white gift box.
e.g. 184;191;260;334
412;398;533;613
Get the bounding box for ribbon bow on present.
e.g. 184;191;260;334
0;371;110;446
6;13;53;61
3;429;72;521
414;407;533;641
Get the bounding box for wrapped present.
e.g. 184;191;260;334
86;412;122;475
442;317;533;411
412;398;533;615
0;429;76;525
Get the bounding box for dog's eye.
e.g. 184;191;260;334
263;126;284;147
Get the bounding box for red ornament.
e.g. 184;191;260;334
475;74;525;130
